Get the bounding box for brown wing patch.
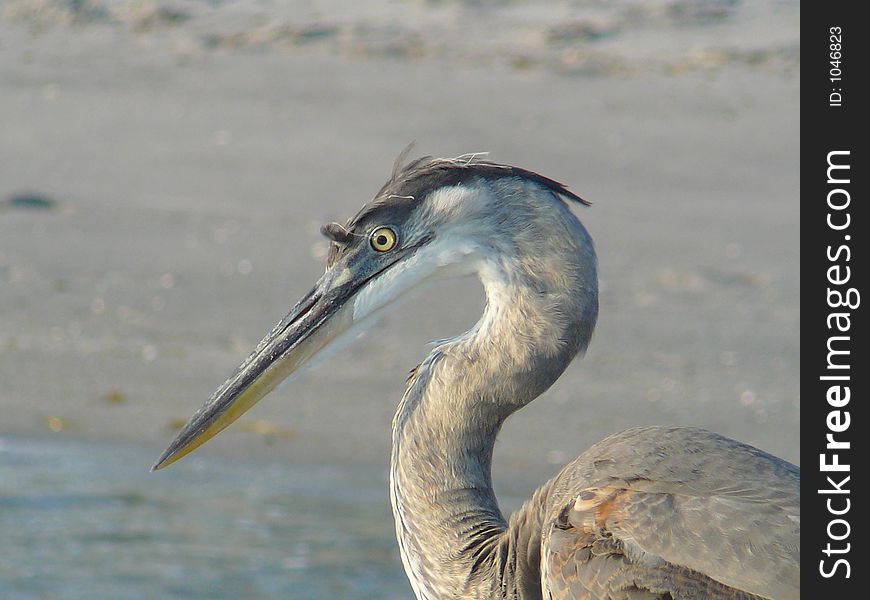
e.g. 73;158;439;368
571;485;634;531
543;486;669;600
541;485;769;600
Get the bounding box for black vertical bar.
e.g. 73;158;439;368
803;2;865;595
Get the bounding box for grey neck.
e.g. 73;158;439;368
389;200;597;599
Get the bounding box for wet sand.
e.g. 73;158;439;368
1;1;799;491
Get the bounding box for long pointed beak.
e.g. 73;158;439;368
151;281;355;471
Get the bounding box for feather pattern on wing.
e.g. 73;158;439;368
536;427;799;600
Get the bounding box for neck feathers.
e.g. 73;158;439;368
390;179;598;599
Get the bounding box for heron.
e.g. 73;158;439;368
153;153;800;599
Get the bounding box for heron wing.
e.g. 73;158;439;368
538;427;799;600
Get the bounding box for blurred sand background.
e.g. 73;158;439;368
1;0;799;482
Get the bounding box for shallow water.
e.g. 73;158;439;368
0;436;412;599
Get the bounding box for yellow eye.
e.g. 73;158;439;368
370;227;398;252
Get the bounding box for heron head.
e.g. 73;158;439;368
152;153;590;470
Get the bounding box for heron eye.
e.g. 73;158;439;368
370;227;398;252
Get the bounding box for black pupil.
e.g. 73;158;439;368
377;234;388;246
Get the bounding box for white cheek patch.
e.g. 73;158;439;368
352;252;434;323
352;237;479;323
283;238;479;384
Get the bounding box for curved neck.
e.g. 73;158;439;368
390;220;597;599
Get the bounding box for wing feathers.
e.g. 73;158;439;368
538;427;799;600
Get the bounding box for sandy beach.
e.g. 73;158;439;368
1;2;798;596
